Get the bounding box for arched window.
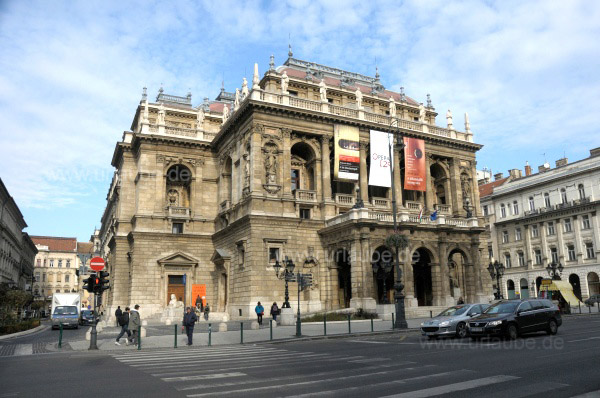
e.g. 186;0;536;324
290;142;316;192
430;164;448;205
520;278;530;298
578;184;586;199
166;164;192;208
507;279;516;299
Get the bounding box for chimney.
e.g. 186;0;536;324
494;172;504;181
525;162;532;176
590;147;600;157
538;163;550;173
509;169;522;179
555;158;568;167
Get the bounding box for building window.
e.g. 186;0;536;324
58;260;62;268
567;245;576;261
502;231;509;244
291;169;300;191
561;188;567;204
36;259;41;267
582;215;591;230
517;252;525;267
515;228;522;241
513;201;519;215
544;193;551;208
65;274;70;283
586;242;596;259
564;218;572;233
547;222;555;236
500;204;506;218
172;222;183;234
66;260;70;268
57;274;62;283
299;208;311;219
483;205;488;216
269;247;280;264
504;253;512;268
43;259;47;266
534;249;542;265
35;272;40;282
578;184;585;199
237;241;246;266
529;197;535;211
50;260;54;267
531;225;539;238
550;247;559;264
42;273;46;282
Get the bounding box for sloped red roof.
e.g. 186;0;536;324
77;242;93;254
479;178;510;198
31;236;77;252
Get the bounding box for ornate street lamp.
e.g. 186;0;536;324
546;262;564;280
372;260;394;304
273;256;295;309
487;260;505;299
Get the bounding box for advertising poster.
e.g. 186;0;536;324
334;124;360;181
368;130;393;187
403;137;426;191
191;284;207;306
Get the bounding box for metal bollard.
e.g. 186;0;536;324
579;302;581;314
174;324;178;348
597;302;599;313
208;323;212;347
371;318;374;332
58;323;63;348
324;314;327;336
269;320;273;341
392;313;395;329
138;325;141;350
240;322;244;344
347;314;351;334
430;311;433;318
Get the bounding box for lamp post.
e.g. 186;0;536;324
546;262;564;280
386;117;408;329
487;260;505;299
273;256;296;309
372;260;393;304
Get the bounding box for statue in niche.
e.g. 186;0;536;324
281;71;289;94
243;153;250;187
461;174;471;206
355;87;363;109
389;97;396;117
319;79;327;102
167;189;179;206
264;145;278;184
449;262;459;289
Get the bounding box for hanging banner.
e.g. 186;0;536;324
191;284;207;306
369;130;393;187
403;137;426;191
334;125;360;181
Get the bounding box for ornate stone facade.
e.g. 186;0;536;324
99;57;490;321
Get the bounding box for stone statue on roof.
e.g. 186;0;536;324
446;109;453;130
355;87;363;109
389;96;396;118
241;78;249;99
234;88;240;110
222;104;230;125
157;103;166;125
464;112;471;133
196;107;204;128
418;103;426;122
281;71;289;94
252;63;260;89
319;79;327;102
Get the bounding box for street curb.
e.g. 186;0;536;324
0;324;48;341
261;328;420;345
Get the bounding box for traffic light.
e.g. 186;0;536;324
98;271;110;292
83;275;96;293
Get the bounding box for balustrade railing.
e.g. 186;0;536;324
371;197;390;208
329;104;359;118
324;208;471;228
165;126;197;137
294;189;317;202
289;97;322;112
405;201;422;211
335;193;355;206
168;206;190;217
437;204;451;214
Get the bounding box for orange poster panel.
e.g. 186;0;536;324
191;284;206;306
403;138;426;191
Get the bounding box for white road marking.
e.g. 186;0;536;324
164;372;245;381
567;336;600;343
380;375;519;398
569;390;600;397
129;352;330;368
116;348;283;362
13;345;32;356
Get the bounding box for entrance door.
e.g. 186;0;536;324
336;250;352;308
167;275;185;306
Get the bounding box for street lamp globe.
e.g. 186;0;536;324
285;257;295;274
273;259;282;277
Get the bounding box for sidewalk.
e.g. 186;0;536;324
66;318;424;352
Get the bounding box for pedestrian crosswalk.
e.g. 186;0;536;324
110;345;571;397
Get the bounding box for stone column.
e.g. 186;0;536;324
393;144;403;208
359;142;369;205
470;163;481;217
556;220;565;262
282;128;292;198
539;222;548;263
321;135;332;202
449;159;463;217
471;243;486;302
360;233;376;310
592;212;600;257
438;241;453;306
350;239;362;308
425;156;434;211
573;216;584;260
252;127;265;194
524;225;533;270
430;262;442;306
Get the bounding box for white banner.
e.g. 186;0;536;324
369;130;393;187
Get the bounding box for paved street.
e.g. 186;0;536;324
1;315;600;397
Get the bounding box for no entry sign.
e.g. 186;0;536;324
90;257;105;271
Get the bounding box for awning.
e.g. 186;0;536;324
540;280;581;306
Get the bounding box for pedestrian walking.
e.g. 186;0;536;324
270;302;279;322
115;307;131;346
255;301;264;325
128;304;141;345
457;296;465;305
182;306;198;345
203;303;210;321
115;306;122;327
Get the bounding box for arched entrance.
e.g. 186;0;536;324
536;276;543;295
507;279;516;299
372;246;395;304
335;249;352;308
520;278;530;299
569;274;582;301
412;248;433;306
588;272;600;296
448;248;468;300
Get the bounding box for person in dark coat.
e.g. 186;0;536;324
115;307;131;346
270;302;279;322
182;306;198;345
115;306;122;327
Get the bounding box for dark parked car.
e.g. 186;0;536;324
80;310;97;326
584;294;600;307
468;299;561;340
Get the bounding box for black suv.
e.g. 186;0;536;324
468;299;561;340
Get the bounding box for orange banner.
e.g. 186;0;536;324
191;284;206;307
403;138;426;191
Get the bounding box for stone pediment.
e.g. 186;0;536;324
157;252;199;266
211;249;230;263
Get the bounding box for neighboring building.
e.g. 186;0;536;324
76;241;95;308
480;149;600;301
99;54;491;321
31;237;80;300
0;179;37;290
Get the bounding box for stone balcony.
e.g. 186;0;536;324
294;189;317;203
167;206;191;218
335;193;355;206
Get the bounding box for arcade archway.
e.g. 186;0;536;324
412;248;433;306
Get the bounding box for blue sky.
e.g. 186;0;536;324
1;0;599;241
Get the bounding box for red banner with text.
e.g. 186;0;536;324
403;137;426;191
